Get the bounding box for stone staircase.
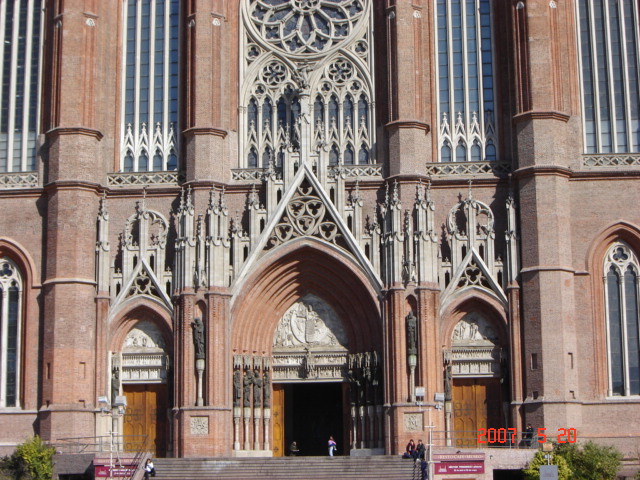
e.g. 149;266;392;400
152;456;421;480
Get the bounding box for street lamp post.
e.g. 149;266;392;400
98;395;128;480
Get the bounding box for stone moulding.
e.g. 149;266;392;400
582;153;640;169
0;172;39;189
426;161;511;177
271;350;348;382
107;171;183;187
231;164;383;181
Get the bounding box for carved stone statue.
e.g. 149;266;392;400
263;371;271;408
253;369;263;408
111;366;120;405
293;61;311;92
243;370;253;408
233;369;242;407
192;317;205;360
406;311;417;356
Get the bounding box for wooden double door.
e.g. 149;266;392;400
452;377;502;448
123;384;168;457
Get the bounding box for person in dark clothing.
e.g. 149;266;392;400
403;439;416;459
414;439;426;460
523;423;534;447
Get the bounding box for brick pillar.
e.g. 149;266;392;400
39;0;114;441
382;1;433;175
513;0;583;432
183;1;236;182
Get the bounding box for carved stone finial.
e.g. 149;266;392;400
392;180;400;206
99;190;109;218
209;185;216;210
179;187;186;211
219;186;227;210
186;185;193;210
248;184;259;207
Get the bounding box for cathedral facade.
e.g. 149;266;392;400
0;0;639;461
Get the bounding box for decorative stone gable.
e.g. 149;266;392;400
103;194;173;313
267;178;348;250
439;188;507;311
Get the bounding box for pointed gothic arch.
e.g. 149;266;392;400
0;238;39;410
585;221;640;397
231;239;381;354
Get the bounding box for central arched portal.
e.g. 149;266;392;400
271;294;349;457
230;244;383;457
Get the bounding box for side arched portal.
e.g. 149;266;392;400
230;241;383;457
109;304;173;457
442;298;509;448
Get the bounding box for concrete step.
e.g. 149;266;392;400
151;456;421;480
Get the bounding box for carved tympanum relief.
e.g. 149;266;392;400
451;313;499;346
123;320;167;352
273;294;348;350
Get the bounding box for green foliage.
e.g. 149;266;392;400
523;450;572;480
0;436;55;480
555;441;622;480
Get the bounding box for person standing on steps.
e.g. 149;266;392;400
328;436;337;456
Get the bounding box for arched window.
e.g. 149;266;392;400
435;0;498;162
120;0;180;171
0;258;23;407
604;242;640;396
240;0;374;169
577;0;639;153
0;1;43;172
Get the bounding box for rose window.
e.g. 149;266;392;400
248;0;366;55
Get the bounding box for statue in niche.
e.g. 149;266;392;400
303;348;317;378
406;311;417;356
253;369;263;408
192;317;205;360
347;367;358;405
233;369;242;407
111;365;120;405
263;371;271;408
444;365;452;402
243;370;253;408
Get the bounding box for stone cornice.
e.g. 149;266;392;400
512;164;573;180
385;119;430;133
183;127;228;139
46;126;104;141
43;180;103;193
512;110;571;123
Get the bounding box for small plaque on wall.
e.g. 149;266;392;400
190;416;209;435
404;413;423;431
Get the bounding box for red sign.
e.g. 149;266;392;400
433;453;485;461
435;461;485;474
95;465;137;478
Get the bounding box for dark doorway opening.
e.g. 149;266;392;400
284;382;344;456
